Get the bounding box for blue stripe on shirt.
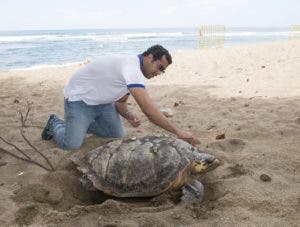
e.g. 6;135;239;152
138;54;143;68
127;84;145;89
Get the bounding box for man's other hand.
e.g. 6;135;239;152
127;113;141;127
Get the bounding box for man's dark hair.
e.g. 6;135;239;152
142;44;172;64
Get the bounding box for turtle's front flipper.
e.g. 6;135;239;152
180;180;204;205
79;178;98;191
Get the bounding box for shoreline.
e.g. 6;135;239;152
1;39;298;73
1;39;299;99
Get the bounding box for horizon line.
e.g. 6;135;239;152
0;25;296;32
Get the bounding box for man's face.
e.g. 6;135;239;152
141;54;169;79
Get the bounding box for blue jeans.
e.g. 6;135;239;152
51;99;125;150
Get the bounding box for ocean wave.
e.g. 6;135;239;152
0;32;185;43
7;61;88;72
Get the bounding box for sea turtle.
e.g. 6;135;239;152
71;135;218;203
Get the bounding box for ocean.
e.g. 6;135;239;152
0;27;298;71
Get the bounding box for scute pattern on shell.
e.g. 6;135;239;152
75;135;195;197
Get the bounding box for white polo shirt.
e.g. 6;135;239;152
63;54;145;105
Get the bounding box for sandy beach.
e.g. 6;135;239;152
0;40;299;226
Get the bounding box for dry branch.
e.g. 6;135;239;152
0;100;55;172
20;129;55;170
0;148;53;172
18;100;32;127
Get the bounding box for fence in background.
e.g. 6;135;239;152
289;25;300;39
199;25;225;48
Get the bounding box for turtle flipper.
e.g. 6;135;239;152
79;177;98;191
180;180;204;205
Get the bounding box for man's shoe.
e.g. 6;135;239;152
41;114;55;140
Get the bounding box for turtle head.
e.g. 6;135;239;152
191;151;219;173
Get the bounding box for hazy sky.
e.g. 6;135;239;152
0;0;299;30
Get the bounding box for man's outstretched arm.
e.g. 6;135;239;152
129;87;198;145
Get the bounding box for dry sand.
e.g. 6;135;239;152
0;40;299;226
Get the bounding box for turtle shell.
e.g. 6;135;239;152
72;135;196;197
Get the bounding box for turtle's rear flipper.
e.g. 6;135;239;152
79;178;98;191
180;180;204;205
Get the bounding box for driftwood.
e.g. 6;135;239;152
0;100;55;172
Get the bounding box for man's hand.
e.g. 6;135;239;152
126;112;141;128
176;130;199;146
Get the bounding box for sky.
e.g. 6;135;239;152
0;0;299;30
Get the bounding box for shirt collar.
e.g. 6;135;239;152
138;54;143;68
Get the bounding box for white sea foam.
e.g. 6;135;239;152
0;32;185;43
7;61;86;72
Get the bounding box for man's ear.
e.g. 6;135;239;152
147;54;153;62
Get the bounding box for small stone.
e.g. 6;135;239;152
14;98;20;104
160;107;173;117
129;136;137;141
261;65;266;68
246;79;249;82
173;102;179;107
260;174;271;182
26;203;36;209
216;133;225;140
238;91;242;93
244;103;250;107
